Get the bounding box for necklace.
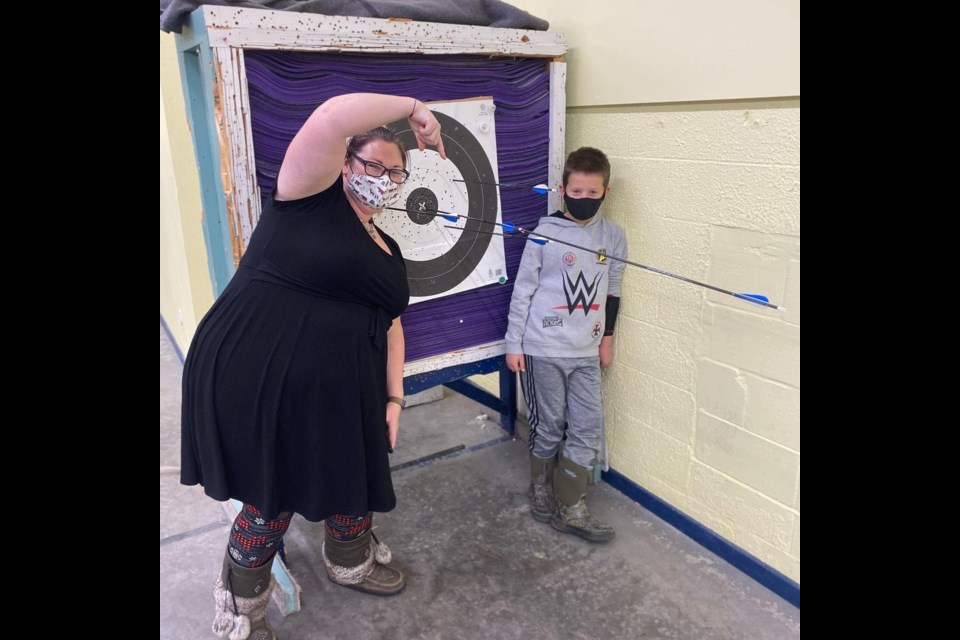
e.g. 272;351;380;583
358;215;377;237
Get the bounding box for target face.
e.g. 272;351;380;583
378;99;506;302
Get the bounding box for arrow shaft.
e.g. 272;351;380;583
513;226;782;310
389;205;784;311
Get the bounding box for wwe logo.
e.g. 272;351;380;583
562;271;602;316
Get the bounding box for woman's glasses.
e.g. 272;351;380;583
349;153;410;184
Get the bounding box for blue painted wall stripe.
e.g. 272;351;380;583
602;468;800;608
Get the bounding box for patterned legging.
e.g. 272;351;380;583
228;504;372;568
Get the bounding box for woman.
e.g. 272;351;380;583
181;93;445;639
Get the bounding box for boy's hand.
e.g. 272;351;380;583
599;336;614;369
506;353;526;373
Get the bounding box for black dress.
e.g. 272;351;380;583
180;183;409;522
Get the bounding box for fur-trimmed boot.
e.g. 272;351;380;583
551;456;615;543
212;551;277;640
530;453;557;522
322;529;405;596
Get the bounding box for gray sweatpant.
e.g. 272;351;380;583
520;355;603;469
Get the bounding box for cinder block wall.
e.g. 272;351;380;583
573;101;800;582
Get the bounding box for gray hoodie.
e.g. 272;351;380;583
505;212;627;357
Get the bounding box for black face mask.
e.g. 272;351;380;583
564;194;604;221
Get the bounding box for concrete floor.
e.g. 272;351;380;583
161;325;800;639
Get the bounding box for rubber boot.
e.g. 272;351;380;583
551;456;615;543
530;453;557;522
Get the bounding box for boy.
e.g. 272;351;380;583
505;147;627;542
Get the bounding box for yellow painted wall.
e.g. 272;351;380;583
517;0;799;106
577;102;800;582
160;32;213;351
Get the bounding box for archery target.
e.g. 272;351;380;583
377;99;506;302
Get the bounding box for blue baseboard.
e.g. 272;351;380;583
602;468;800;608
159;314;186;364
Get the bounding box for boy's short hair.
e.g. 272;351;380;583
562;147;611;187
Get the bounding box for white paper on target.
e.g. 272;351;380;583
375;98;507;304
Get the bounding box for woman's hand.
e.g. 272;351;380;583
385;402;402;450
408;100;447;159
